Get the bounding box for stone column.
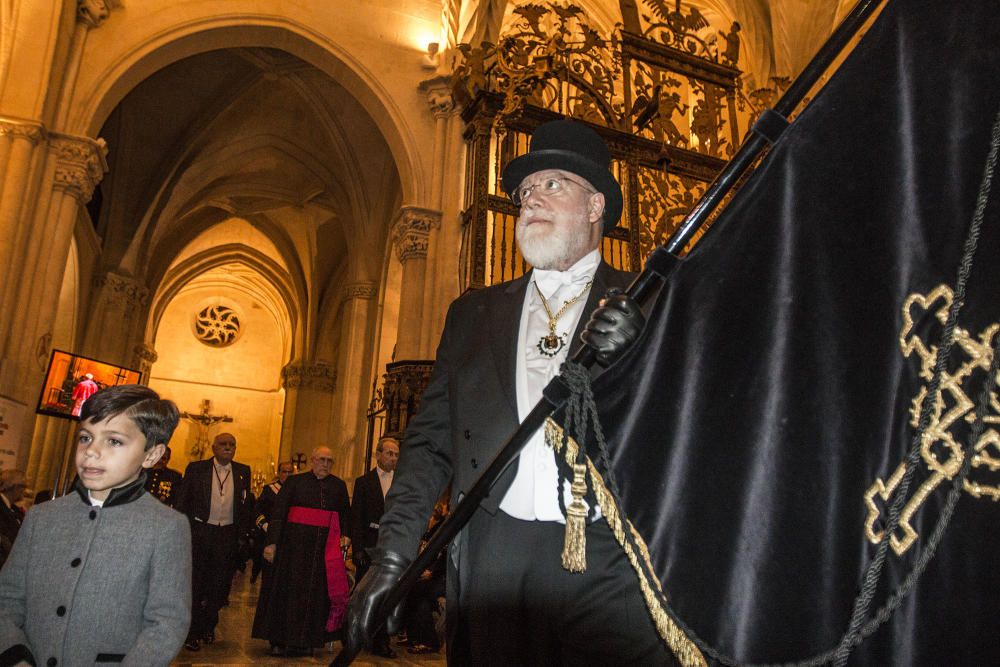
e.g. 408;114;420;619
391;206;441;360
0;118;45;351
132;342;158;382
82;271;149;365
3;132;106;472
418;77;466;352
335;282;378;481
279;361;337;466
15;135;108;354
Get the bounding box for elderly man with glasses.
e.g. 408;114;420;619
346;120;673;665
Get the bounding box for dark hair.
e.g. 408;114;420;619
79;384;180;451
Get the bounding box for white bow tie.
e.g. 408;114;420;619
533;267;594;299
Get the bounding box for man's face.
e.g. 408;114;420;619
375;439;400;473
277;463;294;483
515;169;605;271
212;433;237;465
311;447;334;479
76;414;164;501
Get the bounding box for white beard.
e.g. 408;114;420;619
516;221;593;270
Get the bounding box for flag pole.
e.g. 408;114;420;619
332;1;885;663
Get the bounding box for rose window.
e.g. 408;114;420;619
193;305;241;347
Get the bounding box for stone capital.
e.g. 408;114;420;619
391;206;442;263
281;362;337;393
419;75;457;118
94;271;148;308
133;342;158;364
342;281;378;302
0;117;45;145
78;0;121;28
50;134;108;204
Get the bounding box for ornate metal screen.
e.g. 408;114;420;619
455;1;752;290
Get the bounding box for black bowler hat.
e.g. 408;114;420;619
502;119;623;233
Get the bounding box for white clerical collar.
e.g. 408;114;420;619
531;249;601;299
87;491;105;507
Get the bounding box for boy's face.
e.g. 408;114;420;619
76;413;165;501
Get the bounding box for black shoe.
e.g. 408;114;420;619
372;646;396;659
202;631;215;645
286;646;313;657
184;639;200;651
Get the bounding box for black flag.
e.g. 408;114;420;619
564;1;1000;664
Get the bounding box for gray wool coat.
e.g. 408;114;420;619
0;479;191;666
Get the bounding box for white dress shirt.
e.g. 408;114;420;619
377;466;394;498
499;248;602;523
208;460;234;526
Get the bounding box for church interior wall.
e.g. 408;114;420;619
148;267;289;475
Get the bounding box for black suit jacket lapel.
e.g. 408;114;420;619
490;273;531;416
372;472;385;518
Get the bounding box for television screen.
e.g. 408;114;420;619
36;349;142;420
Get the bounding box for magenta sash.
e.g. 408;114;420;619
287;506;350;631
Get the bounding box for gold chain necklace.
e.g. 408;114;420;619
533;279;593;357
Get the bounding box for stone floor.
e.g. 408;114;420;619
172;570;446;667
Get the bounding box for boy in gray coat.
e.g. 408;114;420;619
0;385;191;666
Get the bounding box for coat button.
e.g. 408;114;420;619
70;558;81;567
470;458;478;469
56;606;66;616
88;510;97;520
463;429;471;440
47;658;57;667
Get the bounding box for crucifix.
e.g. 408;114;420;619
291;452;307;471
181;399;233;459
113;368;130;385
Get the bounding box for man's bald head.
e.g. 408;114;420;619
211;433;236;465
311;446;334;479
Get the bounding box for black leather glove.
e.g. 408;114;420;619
342;549;410;656
580;287;645;367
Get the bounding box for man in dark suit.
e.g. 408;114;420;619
349;435;400;657
346;120;664;665
177;432;253;651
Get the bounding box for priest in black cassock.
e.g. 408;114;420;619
251;446;352;657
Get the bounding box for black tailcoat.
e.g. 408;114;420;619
176;458;254;535
377;262;633;659
350;469;385;554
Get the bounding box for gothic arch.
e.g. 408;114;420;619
147;243;302;363
68;18;427;205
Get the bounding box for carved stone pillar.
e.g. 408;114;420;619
418;77;465;350
0;118;46;346
278;361;337;464
132;343;158;381
335;282;378;480
2;132;106;472
391;206;441;360
83;271;149;366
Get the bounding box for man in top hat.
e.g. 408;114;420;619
346;119;667;664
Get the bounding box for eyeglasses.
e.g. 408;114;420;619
511;176;596;207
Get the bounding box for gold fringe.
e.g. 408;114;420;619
561;462;589;572
544;418;708;667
